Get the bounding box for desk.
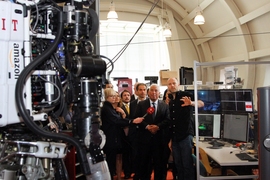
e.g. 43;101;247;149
197;141;258;180
199;141;258;166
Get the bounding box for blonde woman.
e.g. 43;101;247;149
112;91;124;180
100;88;143;179
112;91;123;114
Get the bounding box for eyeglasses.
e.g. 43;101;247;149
108;95;117;98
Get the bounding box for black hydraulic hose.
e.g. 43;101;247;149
15;12;91;175
53;76;65;117
100;55;114;77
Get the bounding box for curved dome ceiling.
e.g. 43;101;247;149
100;0;270;63
99;0;270;89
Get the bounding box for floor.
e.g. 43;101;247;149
113;170;175;180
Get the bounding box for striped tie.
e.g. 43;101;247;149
125;104;129;115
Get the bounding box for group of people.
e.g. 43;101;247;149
100;78;204;180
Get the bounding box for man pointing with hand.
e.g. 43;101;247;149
167;77;204;180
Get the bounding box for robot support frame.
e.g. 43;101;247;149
0;0;110;179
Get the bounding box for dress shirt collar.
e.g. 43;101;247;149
150;100;158;107
134;94;138;99
123;102;130;106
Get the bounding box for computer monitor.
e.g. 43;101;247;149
179;67;194;85
194;114;221;139
220;89;253;114
186;90;221;114
223;114;249;142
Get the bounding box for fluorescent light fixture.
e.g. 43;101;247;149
163;22;172;37
107;1;118;21
163;28;172;37
194;7;205;25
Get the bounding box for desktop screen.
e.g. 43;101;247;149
186;90;221;114
194;114;221;139
179;67;194;85
220;89;253;113
223;114;249;142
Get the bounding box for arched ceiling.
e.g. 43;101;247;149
99;0;270;88
100;0;270;61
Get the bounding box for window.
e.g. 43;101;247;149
100;21;170;85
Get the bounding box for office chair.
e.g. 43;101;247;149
198;147;238;176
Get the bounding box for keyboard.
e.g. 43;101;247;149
235;153;258;161
208;140;225;147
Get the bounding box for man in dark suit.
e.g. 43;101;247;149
129;83;148;115
134;84;170;180
120;89;133;179
129;83;148;146
129;83;148;179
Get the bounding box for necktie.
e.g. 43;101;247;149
125;104;129;115
124;104;130;136
152;102;156;119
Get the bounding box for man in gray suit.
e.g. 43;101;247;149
134;84;170;180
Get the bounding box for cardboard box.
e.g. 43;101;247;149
159;70;178;85
160;79;168;86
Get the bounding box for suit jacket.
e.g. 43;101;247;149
121;100;139;141
130;98;148;118
134;99;170;144
130;99;139;119
121;103;131;133
130;94;137;102
121;103;130;119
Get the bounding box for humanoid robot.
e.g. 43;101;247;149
0;0;110;179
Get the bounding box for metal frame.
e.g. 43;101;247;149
193;60;270;180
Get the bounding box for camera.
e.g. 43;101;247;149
168;93;173;100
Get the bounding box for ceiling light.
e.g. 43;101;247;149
107;1;118;21
161;0;172;38
163;22;172;37
194;7;205;25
